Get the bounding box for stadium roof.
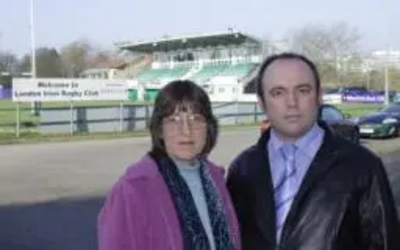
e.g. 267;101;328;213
115;30;261;53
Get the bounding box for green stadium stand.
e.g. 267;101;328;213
137;65;190;82
187;62;256;84
190;63;230;84
116;31;264;90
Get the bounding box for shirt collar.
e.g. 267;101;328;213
269;123;323;157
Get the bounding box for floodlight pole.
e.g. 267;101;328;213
384;47;390;106
30;0;39;114
30;0;36;79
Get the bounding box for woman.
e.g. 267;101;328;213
98;80;241;250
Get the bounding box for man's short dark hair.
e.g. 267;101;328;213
149;80;218;157
256;52;321;102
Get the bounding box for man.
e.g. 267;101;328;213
226;52;400;249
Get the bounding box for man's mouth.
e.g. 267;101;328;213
179;141;194;145
285;115;301;121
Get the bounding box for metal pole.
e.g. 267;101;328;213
384;47;390;106
70;101;74;135
30;0;38;115
30;0;36;78
119;102;124;132
384;2;391;106
384;66;389;105
235;88;239;125
15;102;20;138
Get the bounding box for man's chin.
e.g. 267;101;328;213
275;124;312;139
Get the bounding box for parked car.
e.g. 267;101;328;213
260;104;360;144
356;102;400;138
319;104;360;144
394;92;400;103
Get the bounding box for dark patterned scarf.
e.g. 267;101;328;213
150;152;234;250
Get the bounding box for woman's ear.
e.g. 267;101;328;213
156;124;164;140
158;130;163;140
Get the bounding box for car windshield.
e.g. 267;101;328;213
321;106;344;121
381;104;400;113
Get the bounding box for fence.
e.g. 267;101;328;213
0;100;387;139
0;102;266;138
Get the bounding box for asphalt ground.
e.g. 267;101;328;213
0;129;399;250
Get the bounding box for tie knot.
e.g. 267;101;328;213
280;144;297;161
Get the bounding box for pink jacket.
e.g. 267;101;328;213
98;154;241;250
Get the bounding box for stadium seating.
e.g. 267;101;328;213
133;62;257;85
189;62;256;84
136;65;190;82
190;63;230;84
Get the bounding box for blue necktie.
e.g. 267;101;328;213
275;144;297;240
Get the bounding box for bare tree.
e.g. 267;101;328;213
60;40;93;77
288;22;362;85
0;51;18;74
20;47;63;77
87;49;126;69
289;24;329;61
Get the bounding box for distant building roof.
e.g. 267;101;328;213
115;30;261;53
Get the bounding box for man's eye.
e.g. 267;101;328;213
299;88;311;94
271;90;283;97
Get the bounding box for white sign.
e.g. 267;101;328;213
323;93;342;104
12;78;129;102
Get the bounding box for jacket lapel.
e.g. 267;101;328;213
252;130;278;246
249;121;344;246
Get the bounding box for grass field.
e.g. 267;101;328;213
0;99;385;142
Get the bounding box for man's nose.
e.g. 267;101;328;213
286;92;299;107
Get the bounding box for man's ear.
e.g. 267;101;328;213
318;88;323;105
257;95;266;112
